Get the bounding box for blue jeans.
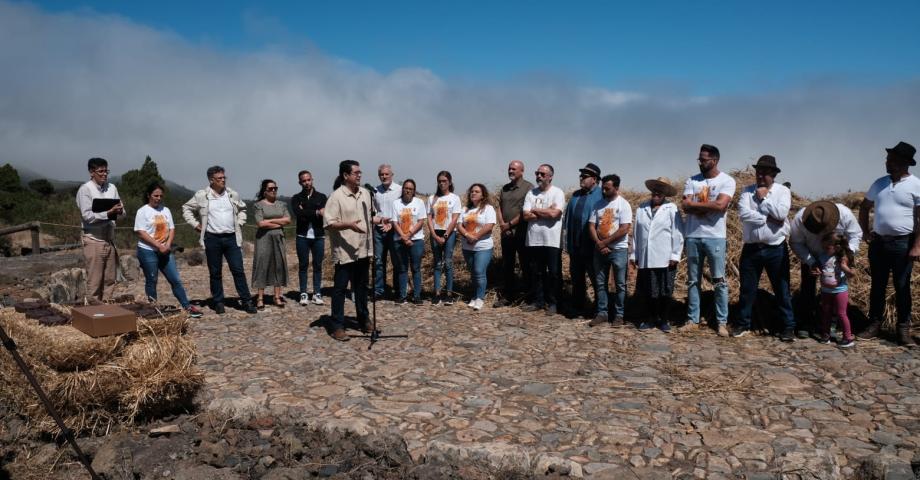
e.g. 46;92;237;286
685;237;728;325
296;236;324;294
737;243;794;331
869;235;914;326
373;228;398;297
204;232;252;305
594;248;628;318
394;238;424;300
431;231;457;295
463;248;493;300
137;247;191;309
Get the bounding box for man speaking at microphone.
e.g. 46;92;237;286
324;160;389;341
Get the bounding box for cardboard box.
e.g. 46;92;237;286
71;305;137;337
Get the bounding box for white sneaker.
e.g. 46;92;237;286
299;293;309;306
473;299;483;311
467;299;476;308
312;293;324;305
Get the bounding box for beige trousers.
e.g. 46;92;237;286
83;237;118;301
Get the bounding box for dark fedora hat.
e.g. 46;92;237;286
644;177;677;197
752;155;781;173
579;163;601;178
885;141;916;166
802;200;839;236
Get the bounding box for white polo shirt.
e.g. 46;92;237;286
865;174;920;236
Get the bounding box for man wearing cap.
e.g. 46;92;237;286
563;163;604;316
858;141;920;345
630;178;683;331
789;200;862;339
680;144;737;336
521;164;566;315
733;156;794;339
494;160;534;307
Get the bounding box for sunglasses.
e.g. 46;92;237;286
535;171;549;177
266;187;278;192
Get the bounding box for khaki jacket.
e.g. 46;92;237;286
182;187;247;247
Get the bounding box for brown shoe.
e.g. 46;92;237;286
610;316;625;327
331;329;350;342
896;325;915;347
858;320;881;339
717;324;730;337
589;315;607;327
677;322;699;333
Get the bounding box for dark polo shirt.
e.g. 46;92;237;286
498;178;534;227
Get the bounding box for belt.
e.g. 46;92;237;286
205;232;235;237
743;242;784;250
874;233;911;241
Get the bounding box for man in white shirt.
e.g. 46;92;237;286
75;157;123;301
679;144;736;337
182;165;257;314
858;141;920;345
587;174;632;326
521;164;566;315
789;200;863;338
733;156;794;339
372;164;401;300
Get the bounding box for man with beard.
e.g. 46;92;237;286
563;163;604;317
494;160;534;307
733;155;794;339
858;141;920;346
679;144;737;337
521;164;566;315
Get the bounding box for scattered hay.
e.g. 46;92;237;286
0;308;202;436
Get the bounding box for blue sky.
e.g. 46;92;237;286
4;0;920;195
32;0;920;95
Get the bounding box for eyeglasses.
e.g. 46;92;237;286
266;187;278;192
92;169;109;174
535;171;549;177
212;176;226;181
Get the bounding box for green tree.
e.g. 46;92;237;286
28;178;55;195
118;155;165;201
0;164;22;192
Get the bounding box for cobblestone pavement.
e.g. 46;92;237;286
121;259;920;479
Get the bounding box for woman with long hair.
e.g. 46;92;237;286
456;183;496;310
134;183;202;317
426;171;462;305
252;178;291;308
391;179;427;304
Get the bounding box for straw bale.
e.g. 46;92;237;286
0;308;202;435
0;310;124;371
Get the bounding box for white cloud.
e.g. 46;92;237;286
1;1;918;199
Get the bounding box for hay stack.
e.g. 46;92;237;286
0;309;203;435
0;310;124;371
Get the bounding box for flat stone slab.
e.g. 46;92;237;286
119;261;920;478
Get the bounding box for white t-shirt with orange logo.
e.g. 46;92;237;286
589;196;632;250
426;193;462;231
682;171;737;238
460;205;496;251
391;197;427;241
134;204;174;251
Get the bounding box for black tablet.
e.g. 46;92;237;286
91;198;121;213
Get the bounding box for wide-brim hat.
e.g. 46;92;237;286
752;155;781;173
885;141;916;166
802;200;839;236
644;177;677;197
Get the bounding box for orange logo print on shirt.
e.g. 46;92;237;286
399;208;414;234
463;212;477;233
434;201;448;227
152;214;169;244
598;208;615;238
697;185;710;203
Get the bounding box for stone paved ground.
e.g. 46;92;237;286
115;255;920;480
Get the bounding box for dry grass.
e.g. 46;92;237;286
0;309;202;435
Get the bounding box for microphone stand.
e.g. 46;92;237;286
353;184;408;350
